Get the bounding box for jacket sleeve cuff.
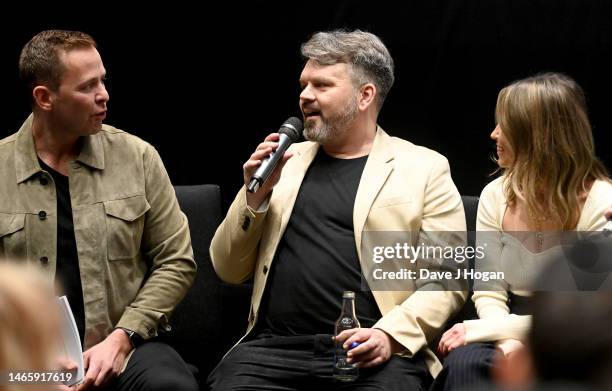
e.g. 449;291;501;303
245;195;270;214
372;306;428;356
464;314;532;344
115;308;170;340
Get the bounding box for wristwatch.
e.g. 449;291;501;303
117;327;143;348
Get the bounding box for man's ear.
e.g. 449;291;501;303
32;85;54;111
358;83;377;111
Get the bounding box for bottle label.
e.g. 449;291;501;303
340;318;354;328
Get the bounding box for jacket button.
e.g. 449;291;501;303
39;177;48;186
241;216;251;231
263;265;268;274
40;256;49;264
38;211;47;220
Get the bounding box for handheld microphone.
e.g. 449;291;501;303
247;117;303;193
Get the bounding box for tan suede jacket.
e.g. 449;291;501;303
0;115;196;349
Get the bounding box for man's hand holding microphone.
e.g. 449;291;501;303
244;117;302;210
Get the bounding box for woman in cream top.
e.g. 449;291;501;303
465;175;612;346
432;72;611;390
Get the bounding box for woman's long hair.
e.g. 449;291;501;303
495;73;609;229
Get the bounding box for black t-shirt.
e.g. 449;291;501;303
258;149;381;336
39;159;86;344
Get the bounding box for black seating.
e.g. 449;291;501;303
461;195;479;233
164;185;252;385
452;196;479;322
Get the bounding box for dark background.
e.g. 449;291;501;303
2;1;611;210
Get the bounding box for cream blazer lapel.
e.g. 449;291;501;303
248;142;319;320
274;141;320;245
353;127;397;313
353;127;394;260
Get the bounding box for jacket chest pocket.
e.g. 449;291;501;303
103;196;150;261
0;213;26;259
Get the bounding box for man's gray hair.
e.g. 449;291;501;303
301;30;395;111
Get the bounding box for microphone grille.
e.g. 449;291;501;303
279;117;303;142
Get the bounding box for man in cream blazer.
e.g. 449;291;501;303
208;30;466;390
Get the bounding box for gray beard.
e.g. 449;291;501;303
303;97;358;145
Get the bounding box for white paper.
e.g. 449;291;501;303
57;296;84;386
604;219;612;234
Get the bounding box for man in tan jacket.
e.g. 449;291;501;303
0;30;197;391
208;30;467;390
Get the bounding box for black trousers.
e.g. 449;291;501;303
429;343;497;391
104;341;199;391
207;332;431;391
